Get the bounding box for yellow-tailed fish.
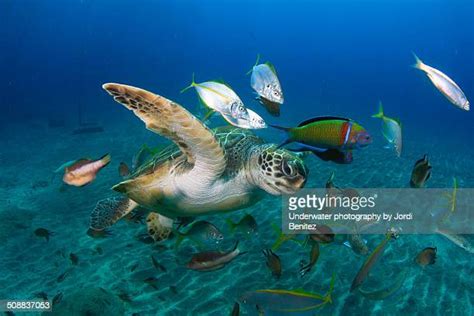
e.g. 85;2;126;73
372;103;402;157
271;116;371;163
410;154;431;188
271;223;303;250
262;249;282;279
240;273;335;313
437;177;458;224
58;154;111;187
248;55;284;116
226;214;258;236
181;74;249;120
350;231;397;292
358;268;408;300
413;53;469;111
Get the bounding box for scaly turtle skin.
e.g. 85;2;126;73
89;84;307;234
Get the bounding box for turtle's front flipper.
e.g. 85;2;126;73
102;83;226;182
89;196;139;232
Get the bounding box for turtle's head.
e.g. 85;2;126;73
250;145;308;195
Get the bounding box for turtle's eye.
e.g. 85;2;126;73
282;160;296;177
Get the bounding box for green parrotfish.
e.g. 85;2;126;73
271;116;371;164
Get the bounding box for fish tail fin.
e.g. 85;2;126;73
233;240;240;251
372;102;384;119
180;73;197;93
225;218;236;232
324;272;337;304
246;54;260;75
201;108;216;122
271;223;288;251
99;154;112;167
412;52;424;70
173;230;185;250
234;241;248;256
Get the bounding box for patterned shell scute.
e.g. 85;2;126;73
132;126;263;179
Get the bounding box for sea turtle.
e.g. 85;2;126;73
88;83;307;238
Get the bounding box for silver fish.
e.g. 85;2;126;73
182;75;249;120
222;108;267;129
372;103;402;157
413;54;469;111
250;57;284;105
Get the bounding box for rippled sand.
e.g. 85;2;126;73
0;119;473;315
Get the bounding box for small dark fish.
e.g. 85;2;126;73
300;241;320;277
56;270;71;283
119;162;131;178
34;291;48;300
231;302;240;316
262;249;282;279
288;147;353;164
52;292;63;306
130;263;139;272
95;246;103;255
151;255;167;272
34;228;54;242
169;286;178;295
69;253;79;265
226;214;258;236
410;154;432;188
143;277;159;290
117;292;133;303
415;247;437;267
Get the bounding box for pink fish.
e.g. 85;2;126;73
59;154;111;187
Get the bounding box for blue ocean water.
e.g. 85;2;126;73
1;0;473;315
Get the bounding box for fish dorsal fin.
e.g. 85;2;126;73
66;159;93;172
297;116;350;127
265;62;277;75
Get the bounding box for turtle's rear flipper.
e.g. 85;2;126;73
89;196;138;232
